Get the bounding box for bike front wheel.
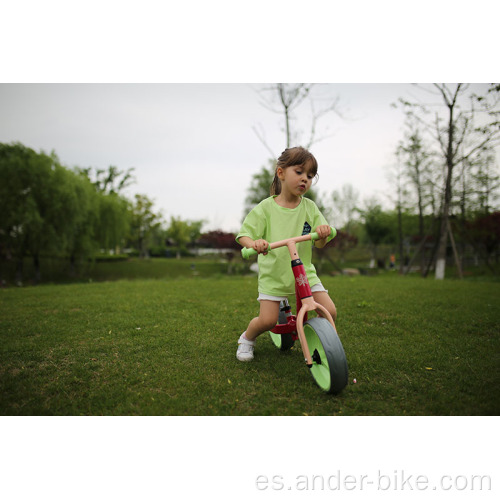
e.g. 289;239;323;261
303;317;348;394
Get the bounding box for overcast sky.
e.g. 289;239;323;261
2;82;494;233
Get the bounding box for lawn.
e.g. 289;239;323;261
1;273;499;415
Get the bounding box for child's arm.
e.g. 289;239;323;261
238;236;270;255
314;225;332;249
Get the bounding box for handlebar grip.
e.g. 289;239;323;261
241;247;258;259
311;227;337;241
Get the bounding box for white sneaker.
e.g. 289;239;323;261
236;333;255;361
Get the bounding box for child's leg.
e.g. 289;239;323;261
244;300;280;341
312;291;337;322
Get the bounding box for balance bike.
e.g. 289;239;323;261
242;228;348;394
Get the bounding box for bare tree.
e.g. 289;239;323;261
253;83;341;154
396;116;436;275
390;151;411;274
330;183;360;233
469;150;500;215
397;83;500;279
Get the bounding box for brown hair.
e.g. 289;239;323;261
270;146;319;195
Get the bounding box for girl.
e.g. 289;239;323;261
236;146;337;361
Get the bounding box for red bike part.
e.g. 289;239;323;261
292;259;312;300
271;322;295;334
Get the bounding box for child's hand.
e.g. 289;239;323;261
315;225;331;240
253;239;270;255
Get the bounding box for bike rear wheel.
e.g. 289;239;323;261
270;331;295;350
269;303;295;351
269;307;295;351
303;317;348;394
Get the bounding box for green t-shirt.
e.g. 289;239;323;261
236;196;333;297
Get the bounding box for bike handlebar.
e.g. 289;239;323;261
241;227;337;259
241;246;260;259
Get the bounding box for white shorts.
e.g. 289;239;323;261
258;282;328;302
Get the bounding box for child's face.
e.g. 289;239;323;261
278;163;315;197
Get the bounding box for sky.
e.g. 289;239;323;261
1;82;494;233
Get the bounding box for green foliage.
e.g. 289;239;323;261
127;194;163;257
0;142;209;282
466;211;500;260
61;166;99;261
0;142;138;282
0;143;40;258
243;159;275;214
78;165;135;194
330;184;361;232
0;143;98;262
360;203;393;248
165;217;204;258
95;192;130;252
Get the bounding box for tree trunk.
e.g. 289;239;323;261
285;107;291;148
397;204;404;274
447;218;463;279
418;190;426;276
16;257;23;286
423;218;442;278
435;103;455;280
33;253;41;284
69;254;76;278
435;209;449;280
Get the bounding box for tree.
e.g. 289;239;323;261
397;83;500;279
389;152;409;273
253;83;341;154
398;121;435;231
330;184;360;233
79;165;135;195
65;171;100;276
470;151;500;215
395;119;436;274
166;217;204;259
0;142;155;283
466;211;500;271
314;229;358;273
244;84;340;219
0;145;71;282
360;200;393;267
128;194;162;258
243;159;275;215
198;230;240;273
95;191;130;254
0;143;105;283
0;143;39;283
198;230;239;251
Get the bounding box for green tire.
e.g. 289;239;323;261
303;317;348;394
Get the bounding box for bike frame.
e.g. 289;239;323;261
265;232;336;368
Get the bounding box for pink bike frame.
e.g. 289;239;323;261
250;229;337;367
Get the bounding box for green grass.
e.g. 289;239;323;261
1;273;499;415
